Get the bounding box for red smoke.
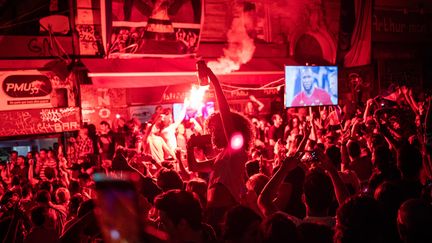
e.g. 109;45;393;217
207;3;256;74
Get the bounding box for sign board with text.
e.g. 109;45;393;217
0;70;78;111
373;10;432;42
0;107;81;137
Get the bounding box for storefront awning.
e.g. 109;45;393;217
82;58;297;88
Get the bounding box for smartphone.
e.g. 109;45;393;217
310;151;318;161
93;173;142;243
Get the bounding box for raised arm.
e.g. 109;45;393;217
363;98;374;121
175;149;191;180
315;149;350;205
308;107;317;141
250;95;264;111
257;156;298;217
423;98;432;179
204;64;235;146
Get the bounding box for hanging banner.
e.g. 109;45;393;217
105;0;203;57
126;83;279;105
0;70;78;111
0;107;81;137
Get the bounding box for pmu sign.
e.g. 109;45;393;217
0;70;54;111
3;74;52;97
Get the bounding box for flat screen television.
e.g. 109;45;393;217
284;66;338;108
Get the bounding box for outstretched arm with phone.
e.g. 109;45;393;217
201;62;236;146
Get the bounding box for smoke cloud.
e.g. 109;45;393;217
207;2;256;74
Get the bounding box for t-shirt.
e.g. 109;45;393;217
161;124;177;152
349;156;373;183
208;148;248;203
268;125;284;143
291;88;332;106
98;131;115;160
147;134;166;163
39;159;58;181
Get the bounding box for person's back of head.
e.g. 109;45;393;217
373;145;394;172
397;199;432;243
186;178;207;207
206;111;255;151
397;144;422;180
347;140;361;158
78;173;92;187
246;160;260;178
262;211;297;243
155;190;203;234
335;195;385;243
77;199;95;218
39;181;53;193
36;190;51;205
246;173;270;196
223;205;262;243
325;145;341;169
30;206;50;227
138;176;162;205
374;181;408;243
371;134;387;151
303;169;334;216
68;194;84;217
156;169;183;191
68;180;81;196
298;222;333;243
55;187;70;205
374;181;407;216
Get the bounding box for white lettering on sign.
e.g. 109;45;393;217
5;81;44;94
98;90;110;106
99;108;111;118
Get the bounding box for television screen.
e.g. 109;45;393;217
284;66;338;108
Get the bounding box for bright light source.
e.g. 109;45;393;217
230;132;244;150
115;114;121;119
110;229;120;240
188;85;208;110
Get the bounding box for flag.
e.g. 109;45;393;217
343;0;372;67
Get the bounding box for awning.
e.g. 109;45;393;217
82;58;297;88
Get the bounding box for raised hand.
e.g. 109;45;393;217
366;98;374;107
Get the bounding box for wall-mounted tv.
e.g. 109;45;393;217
284;66;338;108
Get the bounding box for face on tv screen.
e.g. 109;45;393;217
284;66;338;108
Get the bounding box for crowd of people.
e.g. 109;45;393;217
0;65;432;243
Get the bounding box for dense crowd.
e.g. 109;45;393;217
1;66;432;243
